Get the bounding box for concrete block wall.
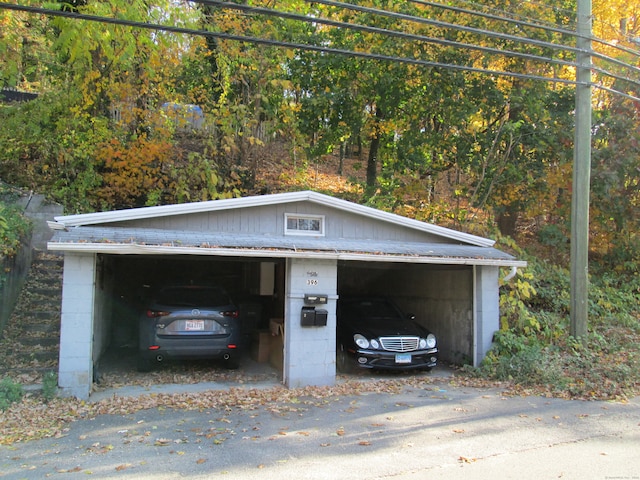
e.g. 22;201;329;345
284;258;337;388
474;265;500;367
58;252;96;399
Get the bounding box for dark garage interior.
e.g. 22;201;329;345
95;254;286;377
338;261;474;365
93;254;474;379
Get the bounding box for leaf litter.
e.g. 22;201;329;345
0;373;514;446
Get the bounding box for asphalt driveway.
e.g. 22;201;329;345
1;369;639;480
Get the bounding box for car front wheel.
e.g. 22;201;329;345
336;345;355;374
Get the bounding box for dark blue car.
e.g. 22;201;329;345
137;285;241;371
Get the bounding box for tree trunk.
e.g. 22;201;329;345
366;107;384;187
338;141;345;175
497;207;518;238
366;135;380;187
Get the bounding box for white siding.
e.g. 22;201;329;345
105;202;448;244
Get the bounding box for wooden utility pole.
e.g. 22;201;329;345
570;0;592;341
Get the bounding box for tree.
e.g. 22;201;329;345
0;8;52;89
590;79;640;263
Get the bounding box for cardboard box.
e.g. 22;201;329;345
251;331;271;363
269;333;283;371
269;318;284;371
269;318;284;336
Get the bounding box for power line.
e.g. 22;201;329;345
0;2;575;84
453;0;576;28
193;0;582;70
1;2;638;101
410;0;577;34
307;0;640;78
410;0;640;59
194;0;640;94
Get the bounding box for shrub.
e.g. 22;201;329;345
0;201;32;258
491;344;565;386
0;377;24;410
42;371;58;402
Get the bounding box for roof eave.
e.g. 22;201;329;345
47;241;527;268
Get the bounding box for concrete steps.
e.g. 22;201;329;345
0;250;63;383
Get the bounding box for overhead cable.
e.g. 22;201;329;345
194;0;640;92
1;2;638;101
307;0;640;77
409;0;640;59
192;0;581;69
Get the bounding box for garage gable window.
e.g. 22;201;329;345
285;213;325;236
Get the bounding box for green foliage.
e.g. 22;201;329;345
485;342;566;387
0;201;32;258
0;96;64;189
474;249;640;399
164;151;243;204
587;272;639;329
0;377;23;410
537;224;569;250
41;371;58;402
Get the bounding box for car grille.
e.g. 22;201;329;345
379;336;420;352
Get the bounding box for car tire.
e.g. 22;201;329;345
137;355;153;372
336;345;354;374
224;357;240;370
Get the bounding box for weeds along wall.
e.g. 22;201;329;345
0;242;32;334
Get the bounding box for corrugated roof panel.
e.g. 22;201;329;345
50;226;521;264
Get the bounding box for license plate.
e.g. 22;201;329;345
395;353;412;364
185;320;205;331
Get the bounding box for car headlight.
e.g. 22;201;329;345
426;333;436;349
354;334;369;349
370;338;380;349
419;338;427;349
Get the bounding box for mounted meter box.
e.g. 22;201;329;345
304;294;328;305
301;306;328;327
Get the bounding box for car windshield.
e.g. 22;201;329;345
341;299;400;320
156;287;232;308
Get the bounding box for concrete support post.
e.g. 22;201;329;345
474;266;500;367
284;258;337;388
58;252;96;399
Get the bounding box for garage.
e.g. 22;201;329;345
47;190;525;399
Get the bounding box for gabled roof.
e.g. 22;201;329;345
48;191;526;267
50;190;494;247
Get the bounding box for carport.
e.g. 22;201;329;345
47;190;525;399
